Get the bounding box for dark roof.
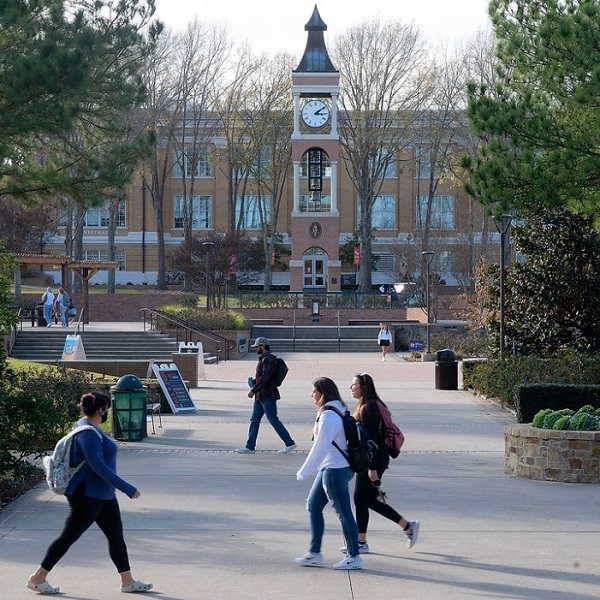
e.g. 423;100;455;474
294;5;338;74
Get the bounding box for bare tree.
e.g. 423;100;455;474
332;18;430;290
171;20;231;291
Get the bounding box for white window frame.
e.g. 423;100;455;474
83;249;126;271
234;195;271;230
357;195;396;230
173;195;212;230
82;201;126;228
416;194;455;230
173;146;212;178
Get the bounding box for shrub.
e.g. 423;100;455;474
0;365;88;504
532;405;600;431
158;305;249;330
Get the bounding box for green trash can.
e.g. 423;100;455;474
110;374;148;441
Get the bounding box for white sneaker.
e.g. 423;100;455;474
295;552;324;567
339;541;370;554
405;520;419;549
333;555;363;570
277;444;297;454
234;447;255;454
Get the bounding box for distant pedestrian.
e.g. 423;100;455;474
344;373;419;555
377;323;392;361
55;288;70;328
41;287;55;327
27;392;152;595
295;377;363;570
235;337;296;454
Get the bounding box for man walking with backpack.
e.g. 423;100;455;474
235;337;296;454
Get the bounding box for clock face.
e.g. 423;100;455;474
302;100;330;128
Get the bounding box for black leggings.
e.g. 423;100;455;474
353;469;403;534
41;482;131;573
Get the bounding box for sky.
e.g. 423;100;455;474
153;0;492;57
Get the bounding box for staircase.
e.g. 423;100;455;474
250;325;380;353
10;329;189;363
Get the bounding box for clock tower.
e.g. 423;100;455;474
290;5;341;292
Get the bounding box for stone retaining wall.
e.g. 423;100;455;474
504;424;600;483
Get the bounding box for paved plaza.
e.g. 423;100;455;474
1;349;599;599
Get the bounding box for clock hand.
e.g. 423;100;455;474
314;108;327;115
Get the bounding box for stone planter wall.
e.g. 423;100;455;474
504;424;600;483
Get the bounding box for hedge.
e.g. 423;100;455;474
515;384;600;423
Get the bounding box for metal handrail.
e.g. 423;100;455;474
139;307;236;362
73;308;85;335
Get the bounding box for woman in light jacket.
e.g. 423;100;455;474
295;377;362;570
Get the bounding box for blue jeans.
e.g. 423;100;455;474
245;399;294;450
306;467;359;557
43;304;53;324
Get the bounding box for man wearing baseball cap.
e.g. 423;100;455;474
235;337;296;454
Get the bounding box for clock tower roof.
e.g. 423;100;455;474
294;5;338;74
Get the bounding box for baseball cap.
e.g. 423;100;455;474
251;336;269;347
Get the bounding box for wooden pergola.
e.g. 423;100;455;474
15;255;118;324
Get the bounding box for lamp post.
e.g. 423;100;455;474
421;250;435;356
202;241;215;312
493;214;513;358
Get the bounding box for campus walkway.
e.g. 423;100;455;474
1;348;599;599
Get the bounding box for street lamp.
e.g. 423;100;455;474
421;250;435;355
202;241;215;312
493;214;513;358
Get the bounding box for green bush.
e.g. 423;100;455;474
158;304;249;330
0;365;87;503
462;355;600;411
515;384;600;423
532;405;600;431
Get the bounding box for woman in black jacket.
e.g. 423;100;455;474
341;373;419;555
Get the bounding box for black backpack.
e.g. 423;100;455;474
273;356;289;387
322;405;375;473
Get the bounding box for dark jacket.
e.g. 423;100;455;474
251;351;280;401
358;401;389;472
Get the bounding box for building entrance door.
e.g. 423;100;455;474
303;249;327;289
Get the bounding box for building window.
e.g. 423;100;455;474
357;195;396;230
372;252;394;273
173;195;212;229
234;195;271;230
80;201;126;228
299;194;331;212
249;147;271;179
173;146;212;178
372;148;396;178
414;147;439;179
83;249;126;271
416;194;455;230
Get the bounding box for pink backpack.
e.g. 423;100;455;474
377;400;405;458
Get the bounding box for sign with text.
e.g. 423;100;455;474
408;340;425;352
151;363;197;413
61;335;87;361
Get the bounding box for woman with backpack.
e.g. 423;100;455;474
295;377;363;570
27;392;152;595
343;372;419;555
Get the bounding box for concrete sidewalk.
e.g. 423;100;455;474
1;352;599;599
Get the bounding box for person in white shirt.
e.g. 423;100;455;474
41;288;55;327
377;322;393;361
295;377;362;570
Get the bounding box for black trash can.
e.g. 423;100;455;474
110;375;148;441
36;303;47;327
435;349;458;390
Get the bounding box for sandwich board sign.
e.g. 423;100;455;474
151;363;197;413
61;335;87;361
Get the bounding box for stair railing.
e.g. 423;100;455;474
73;308;85;335
139;307;236;362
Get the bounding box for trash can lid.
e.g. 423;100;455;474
436;348;457;361
111;374;145;391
